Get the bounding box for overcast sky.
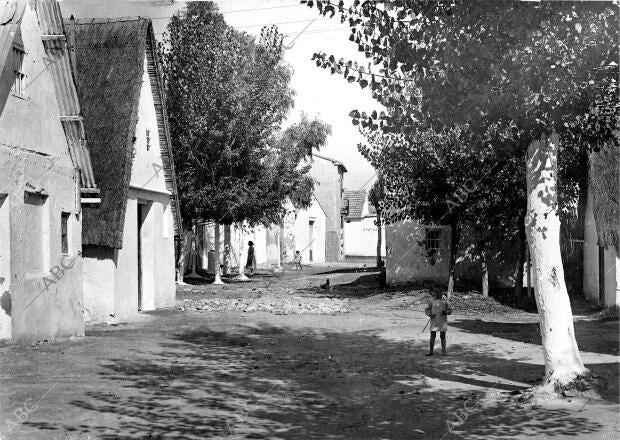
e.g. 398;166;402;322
60;0;379;192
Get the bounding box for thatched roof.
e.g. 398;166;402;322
590;144;620;254
71;17;181;248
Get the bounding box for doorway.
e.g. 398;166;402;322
308;220;315;263
137;202;151;311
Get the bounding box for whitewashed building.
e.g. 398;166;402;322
0;0;99;341
342;190;385;261
71;17;181;323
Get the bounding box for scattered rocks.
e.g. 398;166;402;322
182;296;350;315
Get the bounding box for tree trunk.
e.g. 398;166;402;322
446;222;459;298
223;224;231;275
376;211;382;269
481;250;489;297
514;218;526;298
525;131;588;388
212;223;224;285
279;220;286;268
176;227;191;285
236;222;249;281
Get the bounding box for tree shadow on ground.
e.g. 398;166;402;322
316;267;380;275
452;319;620;356
24;322;613;439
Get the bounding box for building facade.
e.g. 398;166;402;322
342;190;386;262
309;153;347;262
71;17;181;324
0;0;98;341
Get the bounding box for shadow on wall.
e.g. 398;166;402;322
386;220;451;286
21;322;613;439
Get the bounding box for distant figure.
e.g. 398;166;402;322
424;290;452;356
293;251;302;270
245;241;256;275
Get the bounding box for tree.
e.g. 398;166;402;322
161;4;294;283
368;175;385;269
305;0;618;390
264;114;331;265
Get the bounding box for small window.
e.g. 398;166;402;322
12;46;26;97
61;212;70;254
146;130;151;151
425;229;442;251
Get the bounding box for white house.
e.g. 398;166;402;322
196;195;327;274
0;0;99;341
342;190;386;261
71;17;182;323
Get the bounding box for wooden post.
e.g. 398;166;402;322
598;245;605;306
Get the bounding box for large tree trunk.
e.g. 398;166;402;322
481;249;489;297
446;222;459;298
212;223;224;285
223;224;231;275
236;222;249;281
376;211;382;269
525;132;588;389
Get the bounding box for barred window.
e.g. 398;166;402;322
425;229;442;251
12;46;26;97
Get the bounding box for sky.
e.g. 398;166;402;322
59;0;380;192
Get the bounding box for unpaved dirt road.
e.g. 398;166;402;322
1;264;618;439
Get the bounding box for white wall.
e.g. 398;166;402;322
344;217;386;257
386;220;451;286
293;197;326;264
0;4;84;341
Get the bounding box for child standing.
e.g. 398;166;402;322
293;251;302;270
424;290;452;356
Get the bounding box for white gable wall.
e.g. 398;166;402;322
0;3;84;341
83;54;175;324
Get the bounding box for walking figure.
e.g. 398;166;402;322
424;289;452;356
293;251;302;270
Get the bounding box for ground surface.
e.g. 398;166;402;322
0;263;618;439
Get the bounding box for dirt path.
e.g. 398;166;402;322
0;264;618;439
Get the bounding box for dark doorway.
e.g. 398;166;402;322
309;220;315;262
137;203;148;311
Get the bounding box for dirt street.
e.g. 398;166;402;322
1;264;618;439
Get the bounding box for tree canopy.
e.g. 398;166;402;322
161;4;295;226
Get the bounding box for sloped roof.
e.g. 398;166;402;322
37;0;99;195
71;17;181;248
312;153;348;173
343;190;366;219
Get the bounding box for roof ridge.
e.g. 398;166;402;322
72;17;149;24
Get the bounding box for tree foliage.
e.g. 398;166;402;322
161;3;295;226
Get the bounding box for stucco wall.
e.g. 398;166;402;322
0;4;84;341
583;185;619;306
344;217;386;257
293;197;326;264
309;156;344;262
82;245;116;323
386;220;451;286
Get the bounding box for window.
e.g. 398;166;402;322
61;213;70;254
12;46;26;97
425;229;442;251
146;130;151;151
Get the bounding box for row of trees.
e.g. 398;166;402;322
161;3;330;282
305;0;618;391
